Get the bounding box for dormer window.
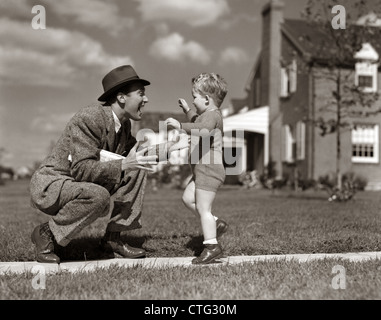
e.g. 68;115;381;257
354;43;379;93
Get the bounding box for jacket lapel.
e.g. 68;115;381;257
102;106;117;152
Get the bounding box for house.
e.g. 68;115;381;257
223;0;381;190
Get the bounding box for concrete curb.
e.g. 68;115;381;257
1;252;381;274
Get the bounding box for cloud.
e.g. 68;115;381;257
135;0;230;27
218;47;249;65
0;0;134;36
219;13;258;30
0;18;133;87
0;0;30;16
149;33;212;64
41;0;135;36
30;112;75;134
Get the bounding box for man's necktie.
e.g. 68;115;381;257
114;127;123;151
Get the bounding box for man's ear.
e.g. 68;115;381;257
205;95;210;105
117;92;126;103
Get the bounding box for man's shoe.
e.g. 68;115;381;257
216;218;228;238
31;222;60;264
101;232;146;259
192;244;223;265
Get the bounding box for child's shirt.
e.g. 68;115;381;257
181;109;224;166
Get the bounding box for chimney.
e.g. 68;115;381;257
260;0;284;178
261;0;284;113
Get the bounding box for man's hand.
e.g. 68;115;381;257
165;117;181;130
121;142;158;172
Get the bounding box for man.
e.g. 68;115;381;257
30;65;159;264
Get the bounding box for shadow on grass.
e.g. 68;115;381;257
55;234;146;262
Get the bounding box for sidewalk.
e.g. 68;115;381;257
1;251;381;274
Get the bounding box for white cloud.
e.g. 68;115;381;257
42;0;135;36
218;47;249;65
149;33;212;64
135;0;230;27
0;18;133;87
0;0;134;36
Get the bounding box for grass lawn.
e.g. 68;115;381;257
1;179;381;300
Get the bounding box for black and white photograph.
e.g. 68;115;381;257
1;0;381;306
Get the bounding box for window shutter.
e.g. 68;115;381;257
280;68;288;97
296;121;306;160
289;59;297;93
282;125;294;162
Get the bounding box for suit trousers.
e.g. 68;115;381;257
45;169;147;246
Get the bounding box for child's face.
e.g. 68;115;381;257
191;89;208;114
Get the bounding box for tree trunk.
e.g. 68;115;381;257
336;125;342;190
336;72;342;190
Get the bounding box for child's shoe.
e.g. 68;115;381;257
192;244;223;264
216;218;228;238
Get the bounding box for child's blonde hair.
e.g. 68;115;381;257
192;73;228;108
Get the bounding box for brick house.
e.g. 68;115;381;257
223;0;381;189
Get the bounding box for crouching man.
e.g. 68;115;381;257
30;65;158;263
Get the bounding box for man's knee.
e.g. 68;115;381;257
87;184;111;217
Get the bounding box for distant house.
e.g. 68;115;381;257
14;166;32;180
223;0;381;190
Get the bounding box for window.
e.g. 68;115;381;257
280;59;297;98
352;124;379;163
355;61;378;93
358;75;373;88
282;122;305;163
354;43;379;93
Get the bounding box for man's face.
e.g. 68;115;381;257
120;83;148;121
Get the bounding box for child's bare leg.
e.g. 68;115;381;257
191;188;223;264
195;188;217;242
182;180;198;217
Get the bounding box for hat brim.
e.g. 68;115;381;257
98;78;150;101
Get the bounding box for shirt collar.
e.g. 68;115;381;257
112;110;121;133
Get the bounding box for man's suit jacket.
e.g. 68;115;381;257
30;103;136;214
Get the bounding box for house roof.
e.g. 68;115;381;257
282;18;381;64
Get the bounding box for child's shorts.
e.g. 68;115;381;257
192;164;226;192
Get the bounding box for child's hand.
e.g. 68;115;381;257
178;98;190;113
165;117;181;130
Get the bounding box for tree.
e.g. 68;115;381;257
302;0;381;194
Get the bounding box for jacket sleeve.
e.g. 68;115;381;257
69;111;123;184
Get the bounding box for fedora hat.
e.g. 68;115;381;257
98;65;150;101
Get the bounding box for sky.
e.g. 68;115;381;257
0;0;350;169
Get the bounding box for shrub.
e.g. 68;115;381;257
317;172;368;202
